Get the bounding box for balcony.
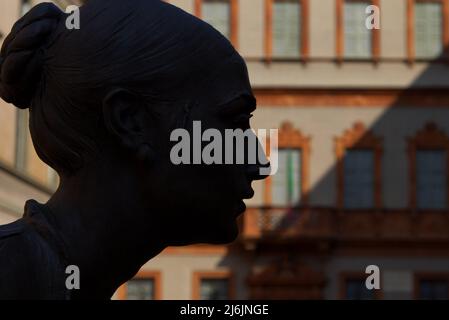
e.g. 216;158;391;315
241;206;449;244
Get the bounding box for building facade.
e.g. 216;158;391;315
1;0;449;300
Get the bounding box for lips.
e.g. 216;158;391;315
242;187;255;200
234;187;253;216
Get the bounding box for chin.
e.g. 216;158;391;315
207;221;240;244
169;211;240;245
169;227;238;246
187;223;240;245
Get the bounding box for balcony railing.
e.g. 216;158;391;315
241;206;449;242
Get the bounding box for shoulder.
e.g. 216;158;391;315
0;218;27;254
0;213;68;299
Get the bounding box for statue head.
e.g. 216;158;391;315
0;0;267;247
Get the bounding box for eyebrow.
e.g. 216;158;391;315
218;93;257;115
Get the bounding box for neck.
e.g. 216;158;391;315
44;163;166;299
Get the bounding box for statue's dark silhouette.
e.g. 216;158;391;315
0;0;266;299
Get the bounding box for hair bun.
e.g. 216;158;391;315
0;3;64;109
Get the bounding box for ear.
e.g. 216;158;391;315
102;88;146;151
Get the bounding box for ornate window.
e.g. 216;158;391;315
264;122;311;207
271;149;302;206
408;123;449;210
335;122;382;209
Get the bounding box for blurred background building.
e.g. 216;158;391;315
1;0;449;300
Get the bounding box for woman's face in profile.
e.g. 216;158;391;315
139;57;262;246
0;0;264;247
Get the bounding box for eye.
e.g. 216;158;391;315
233;114;253;128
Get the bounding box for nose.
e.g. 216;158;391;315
246;163;270;181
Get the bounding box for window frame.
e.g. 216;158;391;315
270;148;302;206
194;0;239;48
192;271;235;300
335;122;383;210
408;122;449;212
264;122;311;207
339;272;383;300
336;0;381;62
264;0;309;62
414;272;449;299
407;0;449;63
116;271;162;300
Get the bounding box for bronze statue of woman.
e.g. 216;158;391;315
0;0;265;299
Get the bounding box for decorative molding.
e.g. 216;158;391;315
408;122;449;148
335;122;383;209
407;122;449;210
242;206;449;246
264;122;311;206
253;88;449;107
162;244;229;255
192;271;235;300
